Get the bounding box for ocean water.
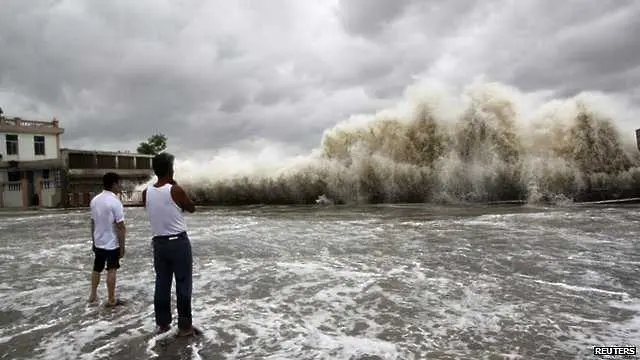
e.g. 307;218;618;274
0;204;638;359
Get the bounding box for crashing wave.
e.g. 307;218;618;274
141;81;640;206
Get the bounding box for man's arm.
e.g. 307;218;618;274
113;202;126;257
90;218;95;251
115;220;126;251
170;184;196;213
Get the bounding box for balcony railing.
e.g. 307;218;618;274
5;182;21;191
120;191;143;205
67;152;153;170
64;190;144;207
0;116;60;129
42;180;53;189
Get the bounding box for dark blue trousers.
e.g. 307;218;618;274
152;232;192;330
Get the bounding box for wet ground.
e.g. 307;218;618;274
0;204;638;359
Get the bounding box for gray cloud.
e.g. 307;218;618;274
502;0;640;92
337;0;414;37
0;0;639;157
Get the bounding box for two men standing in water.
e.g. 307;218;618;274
89;152;198;337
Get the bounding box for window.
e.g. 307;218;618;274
34;136;45;155
5;134;18;155
8;171;21;182
42;169;50;179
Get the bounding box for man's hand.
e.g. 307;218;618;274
119;247;125;258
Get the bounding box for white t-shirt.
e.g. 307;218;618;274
90;190;125;250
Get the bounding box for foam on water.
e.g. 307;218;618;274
1;206;639;359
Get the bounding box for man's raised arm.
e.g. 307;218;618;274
171;184;196;213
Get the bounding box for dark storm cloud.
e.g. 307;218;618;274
502;0;640;93
337;0;414;37
337;0;479;40
0;0;639;156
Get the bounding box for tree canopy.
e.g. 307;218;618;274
137;134;167;155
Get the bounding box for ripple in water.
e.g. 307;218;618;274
0;205;639;359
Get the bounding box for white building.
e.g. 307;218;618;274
0;115;64;208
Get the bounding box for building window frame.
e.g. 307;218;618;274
7;170;21;182
5;134;18;155
34;135;45;156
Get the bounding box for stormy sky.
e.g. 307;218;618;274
1;0;639;157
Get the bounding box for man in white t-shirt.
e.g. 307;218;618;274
88;172;127;307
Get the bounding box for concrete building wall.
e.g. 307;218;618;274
0;132;59;162
59;149;153;208
40;181;61;208
0;116;66;209
0;168;63;208
2;182;23;207
0;145;152;208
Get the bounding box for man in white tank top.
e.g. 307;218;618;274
142;152;197;337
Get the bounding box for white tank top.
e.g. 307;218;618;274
145;184;187;236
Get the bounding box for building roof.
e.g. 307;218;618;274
60;148;154;158
0;158;63;170
0;116;64;135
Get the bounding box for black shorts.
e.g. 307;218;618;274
93;247;120;272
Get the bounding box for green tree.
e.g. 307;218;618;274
137;134;167;155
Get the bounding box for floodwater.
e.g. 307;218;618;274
0;204;638;360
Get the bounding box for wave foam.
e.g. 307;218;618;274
143;80;640;205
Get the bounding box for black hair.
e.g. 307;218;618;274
103;172;120;190
152;152;175;178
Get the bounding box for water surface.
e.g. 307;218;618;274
0;204;638;359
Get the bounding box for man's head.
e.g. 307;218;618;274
152;152;175;179
103;172;121;193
